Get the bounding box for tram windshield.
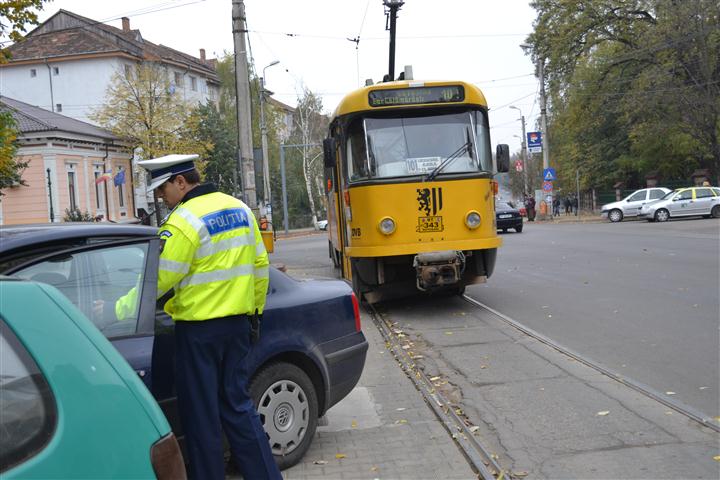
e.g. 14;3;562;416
346;110;492;182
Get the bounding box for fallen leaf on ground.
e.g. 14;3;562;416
666;391;676;395
513;471;529;478
351;420;357;428
371;466;378;472
430;376;441;381
699;386;708;390
395;419;408;424
335;453;346;459
469;426;480;433
396;407;406;411
665;411;673;415
713;455;720;462
313;460;328;465
445;331;453;335
597;411;610;416
480;365;488;369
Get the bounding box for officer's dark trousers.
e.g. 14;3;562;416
175;317;281;480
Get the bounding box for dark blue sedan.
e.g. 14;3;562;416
0;223;368;470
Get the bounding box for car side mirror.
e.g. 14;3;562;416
323;138;336;168
496;144;509;173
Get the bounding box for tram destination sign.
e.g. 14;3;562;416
368;85;464;107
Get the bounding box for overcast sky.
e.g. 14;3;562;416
37;0;540;153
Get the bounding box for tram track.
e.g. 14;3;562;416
366;290;719;480
364;301;507;480
461;295;720;434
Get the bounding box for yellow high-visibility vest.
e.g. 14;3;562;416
157;189;269;321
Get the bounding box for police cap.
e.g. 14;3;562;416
138;154;199;191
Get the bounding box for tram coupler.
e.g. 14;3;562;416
413;250;464;291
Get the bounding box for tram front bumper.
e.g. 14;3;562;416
413;250;463;291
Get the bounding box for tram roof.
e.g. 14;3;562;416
331;80;488;119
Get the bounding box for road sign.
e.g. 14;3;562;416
542;181;553;192
514;160;523;172
527;131;542;153
543;168;556;181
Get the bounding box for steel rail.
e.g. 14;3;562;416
364;301;506;480
462;295;720;434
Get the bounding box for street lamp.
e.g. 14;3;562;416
509;105;528;196
260;60;280;227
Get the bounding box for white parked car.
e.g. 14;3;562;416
601;187;671;222
317;220;328;230
638;186;720;222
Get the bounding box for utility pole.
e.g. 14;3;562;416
260;60;279;227
383;0;404;81
538;59;550;173
231;0;257;209
510;106;528;196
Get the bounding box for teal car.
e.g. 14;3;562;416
0;278;185;479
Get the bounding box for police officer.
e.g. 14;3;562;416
138;154;281;480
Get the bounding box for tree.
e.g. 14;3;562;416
289;87;328;227
191;103;238;194
91;63;206;159
0;110;29;195
0;0;47;63
528;0;720;187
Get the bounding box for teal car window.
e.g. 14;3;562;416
0;320;57;473
13;244;148;338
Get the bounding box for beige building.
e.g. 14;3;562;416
0;96;135;225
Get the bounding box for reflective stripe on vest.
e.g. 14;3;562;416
159;258;191;275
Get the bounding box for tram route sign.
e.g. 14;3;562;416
369;85;464;107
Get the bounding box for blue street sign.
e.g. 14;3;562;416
542;181;553;192
527;131;542;153
543;168;556;181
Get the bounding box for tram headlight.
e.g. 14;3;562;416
378;216;396;235
465;211;481;230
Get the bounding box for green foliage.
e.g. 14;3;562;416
0;110;29;195
91;64;208;159
0;0;47;63
529;0;720;188
63;208;96;222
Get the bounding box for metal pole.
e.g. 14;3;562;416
46;168;54;222
538;59;550;172
280;145;288;234
384;0;404;81
260;61;279;227
231;0;257;209
520;115;528;195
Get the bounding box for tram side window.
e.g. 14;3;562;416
347;119;370;181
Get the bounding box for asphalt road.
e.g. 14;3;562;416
271;217;719;419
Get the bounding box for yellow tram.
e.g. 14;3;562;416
322;78;510;301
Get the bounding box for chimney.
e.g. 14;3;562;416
199;49;206;62
122;17;130;32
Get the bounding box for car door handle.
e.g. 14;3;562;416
136;369;146;377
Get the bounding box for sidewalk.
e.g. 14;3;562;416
284;309;476;480
532;212;605;224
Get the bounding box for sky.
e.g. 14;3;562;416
35;0;540;154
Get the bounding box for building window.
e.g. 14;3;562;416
174;72;183;86
30;68;37;77
117;168;125;208
56;104;62;112
190;76;197;91
52;67;59;76
67;169;77;211
94;170;106;211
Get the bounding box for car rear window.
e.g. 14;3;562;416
0;320;57;473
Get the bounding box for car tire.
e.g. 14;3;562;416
655;209;670;222
712;205;720;218
501;228;507;233
515;225;523;233
329;241;340;269
608;209;623;223
249;362;319;471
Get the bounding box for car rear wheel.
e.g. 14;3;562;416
608;209;623;223
515;224;523;233
250;362;319;470
655;209;670;222
712;205;720;218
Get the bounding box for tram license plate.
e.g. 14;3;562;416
416;216;444;233
498;214;512;219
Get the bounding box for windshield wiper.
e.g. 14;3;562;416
425;138;471;182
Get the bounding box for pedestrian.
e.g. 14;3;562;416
525;195;536;221
552;197;560;217
564;196;571;215
130;154;281;480
572;195;579;215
